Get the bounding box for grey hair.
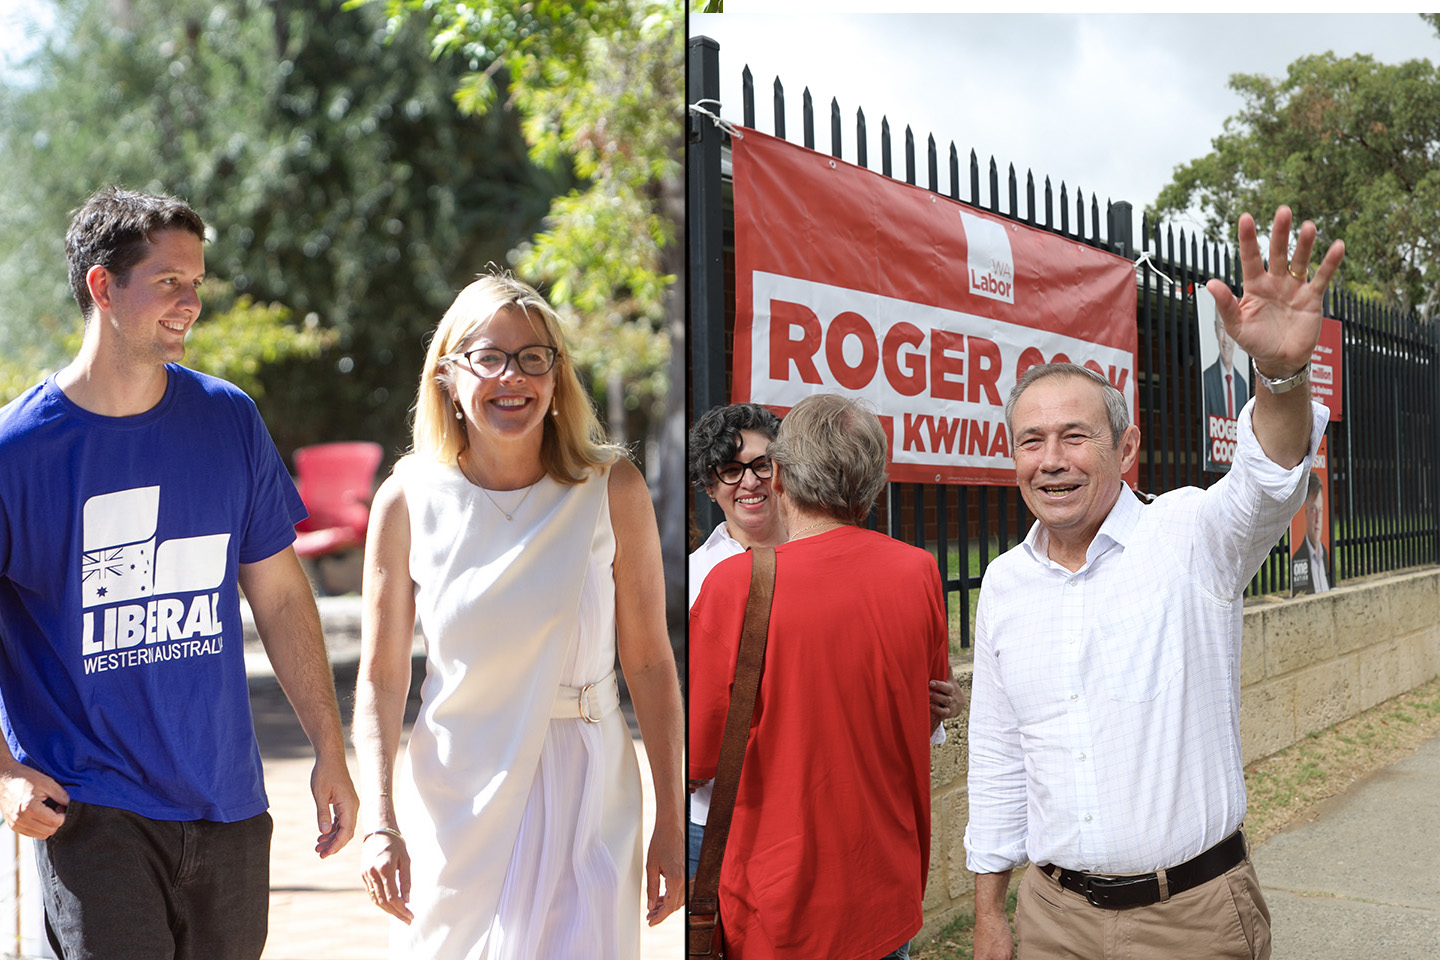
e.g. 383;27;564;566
1004;362;1130;447
767;393;889;525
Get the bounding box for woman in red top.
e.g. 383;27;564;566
689;393;952;960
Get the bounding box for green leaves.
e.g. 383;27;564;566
1151;29;1440;317
0;0;565;454
376;0;681;426
183;295;334;400
1;0;681;480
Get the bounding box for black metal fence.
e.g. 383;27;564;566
687;36;1440;648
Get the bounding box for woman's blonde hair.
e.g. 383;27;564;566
412;271;623;483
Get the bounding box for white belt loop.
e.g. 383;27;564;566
552;670;619;723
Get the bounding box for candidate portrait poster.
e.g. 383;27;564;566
729;127;1138;486
1290;433;1331;596
1196;284;1250;474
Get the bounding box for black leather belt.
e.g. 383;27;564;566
1038;830;1247;909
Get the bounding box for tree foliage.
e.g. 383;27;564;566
0;0;566;455
367;0;682;427
366;0;687;620
1151;39;1440;318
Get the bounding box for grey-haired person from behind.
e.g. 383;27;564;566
689;393;952;959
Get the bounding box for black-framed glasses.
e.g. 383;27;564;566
713;456;773;485
453;344;558;378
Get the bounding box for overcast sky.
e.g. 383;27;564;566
691;12;1440;236
0;0;55;81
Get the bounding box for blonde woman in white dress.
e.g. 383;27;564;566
354;273;685;959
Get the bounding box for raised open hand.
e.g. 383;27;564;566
1204;206;1344;380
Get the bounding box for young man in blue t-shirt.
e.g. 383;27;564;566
0;186;358;959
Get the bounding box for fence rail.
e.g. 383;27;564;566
687;36;1440;649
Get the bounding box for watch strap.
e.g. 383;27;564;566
1253;362;1310;395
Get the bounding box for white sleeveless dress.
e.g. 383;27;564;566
391;456;643;960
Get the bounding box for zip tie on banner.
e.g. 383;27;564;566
1132;251;1178;291
689;100;744;139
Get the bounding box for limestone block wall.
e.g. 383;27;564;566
921;567;1440;941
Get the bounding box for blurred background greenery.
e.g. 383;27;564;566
0;0;686;618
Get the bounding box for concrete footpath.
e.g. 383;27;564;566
247;596;682;960
1250;731;1440;958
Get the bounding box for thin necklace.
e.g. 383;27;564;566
788;520;847;541
458;457;542;521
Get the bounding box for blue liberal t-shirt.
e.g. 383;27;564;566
0;364;307;821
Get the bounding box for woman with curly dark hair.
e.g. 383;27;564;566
687;403;787;606
685;403;787;878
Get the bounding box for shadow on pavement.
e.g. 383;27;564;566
249;655;425;759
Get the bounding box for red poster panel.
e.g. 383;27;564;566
1310;316;1343;421
730;127;1138;485
1290;434;1331;596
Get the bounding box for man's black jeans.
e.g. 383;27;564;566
35;800;272;960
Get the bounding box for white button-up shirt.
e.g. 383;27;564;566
689;521;745;611
964;399;1328;875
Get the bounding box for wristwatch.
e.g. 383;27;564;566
1252;363;1310;395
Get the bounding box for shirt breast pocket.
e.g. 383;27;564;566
1093;596;1184;703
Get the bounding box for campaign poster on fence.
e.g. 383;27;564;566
729;128;1138;485
1310;316;1343;421
1290;434;1331;596
1196;284;1250;474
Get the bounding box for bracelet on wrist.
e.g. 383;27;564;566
364;827;405;843
1252;362;1310;395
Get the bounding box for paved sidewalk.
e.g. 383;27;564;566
258;749;682;960
1250;731;1440;958
249;622;682;960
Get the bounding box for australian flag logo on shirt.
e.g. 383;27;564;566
79;486;229;673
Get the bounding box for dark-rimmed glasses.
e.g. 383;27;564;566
713;456;773;485
452;344;558;379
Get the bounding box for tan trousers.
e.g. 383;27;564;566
1015;857;1271;960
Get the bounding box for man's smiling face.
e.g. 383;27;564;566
98;228;204;368
1010;374;1138;559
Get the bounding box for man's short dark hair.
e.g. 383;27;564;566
1307;470;1323;501
687;402;782;489
64;186;206;322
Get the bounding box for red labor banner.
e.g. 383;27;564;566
730;127;1138;485
1309;316;1343;421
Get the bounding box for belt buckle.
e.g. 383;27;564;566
578;681;601;724
1080;873;1151;909
1079;874;1114;908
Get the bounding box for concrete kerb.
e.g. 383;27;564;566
1248;731;1440;959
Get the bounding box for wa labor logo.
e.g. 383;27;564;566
79;486;229;674
961;212;1016;305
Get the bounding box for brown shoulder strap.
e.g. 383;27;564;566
689;545;775;935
